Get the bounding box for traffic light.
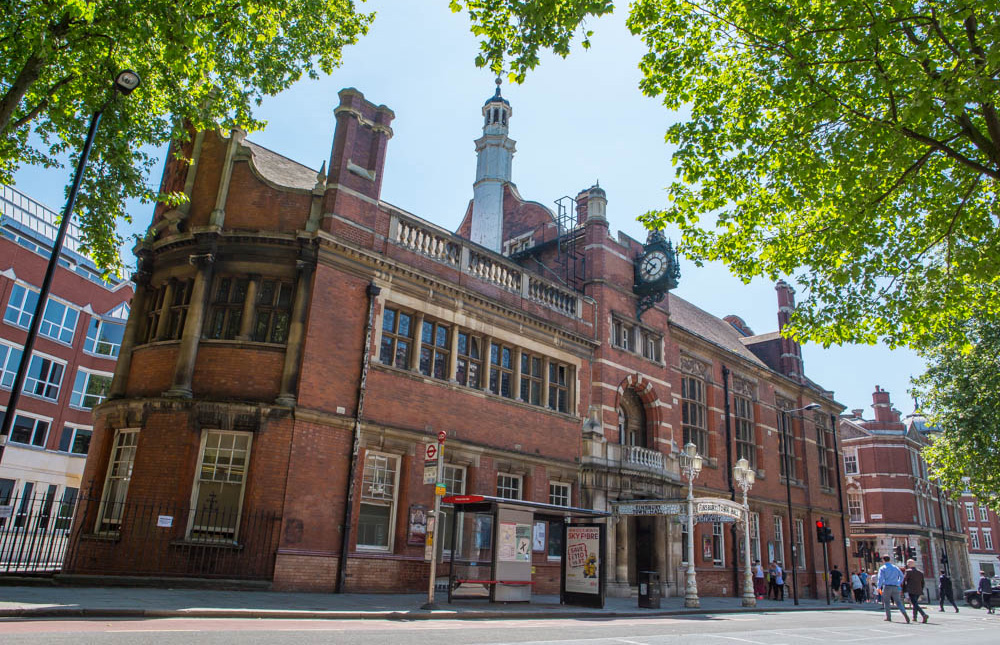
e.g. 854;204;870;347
894;545;903;561
815;519;834;543
908;546;917;560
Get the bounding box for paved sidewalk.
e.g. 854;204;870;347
0;584;857;620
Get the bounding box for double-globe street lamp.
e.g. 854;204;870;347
780;402;821;606
733;456;756;607
679;441;704;608
0;71;141;463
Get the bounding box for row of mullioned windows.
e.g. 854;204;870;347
379;306;574;414
611;317;662;362
4;283;125;357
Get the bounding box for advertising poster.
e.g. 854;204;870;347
407;504;428;545
515;523;531;561
499;521;517;561
565;526;600;594
533;522;546;552
703;537;713;561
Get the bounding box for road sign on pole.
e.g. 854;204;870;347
423;436;446;609
437;430;447;443
425;443;438;461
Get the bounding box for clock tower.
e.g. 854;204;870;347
633;229;680;319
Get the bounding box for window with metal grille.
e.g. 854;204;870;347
252;279;292;343
189;430;252;542
359;452;399;549
489;342;514;398
520;352;543;405
419;320;450;379
548;362;569;413
207;276;248;339
497;473;521;500
549;482;571;507
681;376;708;456
97;429;139;533
456;331;482;388
379;308;412;369
733;394;756;469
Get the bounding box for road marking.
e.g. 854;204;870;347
710;636;776;645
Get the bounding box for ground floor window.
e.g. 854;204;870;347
97;429;139;533
712;521;725;566
358;452;399;550
189;430;252;542
772;515;785;564
749;512;760;563
497;473;522;500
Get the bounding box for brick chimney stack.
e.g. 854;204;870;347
872;385;901;424
775;280;804;382
575;184;607;226
322;88;394;234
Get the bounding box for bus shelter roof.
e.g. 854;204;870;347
442;495;610;520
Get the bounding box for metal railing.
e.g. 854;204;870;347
1;488;280;580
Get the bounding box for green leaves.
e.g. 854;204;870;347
1;0;372;275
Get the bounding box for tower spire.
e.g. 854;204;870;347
470;80;516;252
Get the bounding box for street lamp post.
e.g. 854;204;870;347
733;457;756;607
0;71;141;464
780;402;820;606
679;442;703;608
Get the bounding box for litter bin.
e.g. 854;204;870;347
638;570;661;608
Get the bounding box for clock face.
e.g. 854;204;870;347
639;250;669;281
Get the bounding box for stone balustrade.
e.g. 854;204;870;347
389;212;580;318
622;444;666;473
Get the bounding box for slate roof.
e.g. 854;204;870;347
245;140;317;191
667;293;767;368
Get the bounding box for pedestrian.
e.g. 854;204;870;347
938;572;959;612
775;561;785;601
870;571;879;603
753;559;766;599
852;571;864;603
830;564;843;602
903;559;929;623
979;571;995;614
860;569;870;602
768;561;778;600
877;555;910;623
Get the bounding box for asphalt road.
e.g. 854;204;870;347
1;608;997;644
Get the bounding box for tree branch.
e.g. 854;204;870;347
899;126;1000;180
0;51;46;136
871;148;937;205
9;74;75;131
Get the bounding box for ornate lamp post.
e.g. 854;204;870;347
733;457;757;607
679;441;703;608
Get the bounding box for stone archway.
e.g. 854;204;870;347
615;374;663;448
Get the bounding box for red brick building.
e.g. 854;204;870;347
960;492;1000;580
1;184;133;527
838;387;972;596
68;87;847;596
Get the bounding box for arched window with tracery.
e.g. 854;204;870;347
618;389;647;448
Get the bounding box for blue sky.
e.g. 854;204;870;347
12;1;924;417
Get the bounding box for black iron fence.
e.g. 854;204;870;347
1;488;280;580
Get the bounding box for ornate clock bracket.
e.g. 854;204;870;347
637;291;666;321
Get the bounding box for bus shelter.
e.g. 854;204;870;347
442;495;609;607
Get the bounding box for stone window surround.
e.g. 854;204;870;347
373;295;580;416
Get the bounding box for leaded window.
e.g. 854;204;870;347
379;308;412;369
548;362;569;413
252;279;292;343
489;342;514;398
207;276;248;339
456;332;482;388
520;352;543;405
419;320;450;379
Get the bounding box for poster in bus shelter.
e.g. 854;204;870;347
564;525;601;594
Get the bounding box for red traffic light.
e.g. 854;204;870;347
816;520;826;528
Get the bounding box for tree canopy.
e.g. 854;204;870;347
1;0;371;272
915;313;1000;509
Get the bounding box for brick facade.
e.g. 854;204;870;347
68;87;847;598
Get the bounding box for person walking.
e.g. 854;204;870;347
830;564;843;602
860;569;870;602
979;571;995;614
753;560;766;600
903;559;929;623
938;572;959;612
852;571;864;603
767;562;778;600
877;555;910;623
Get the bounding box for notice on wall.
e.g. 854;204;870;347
407;504;428;546
565;526;600;594
515;523;531;561
499;521;517;561
533;522;546;552
156;515;173;528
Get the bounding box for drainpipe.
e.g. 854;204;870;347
335;282;381;593
830;413;850;575
722;365;738;596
